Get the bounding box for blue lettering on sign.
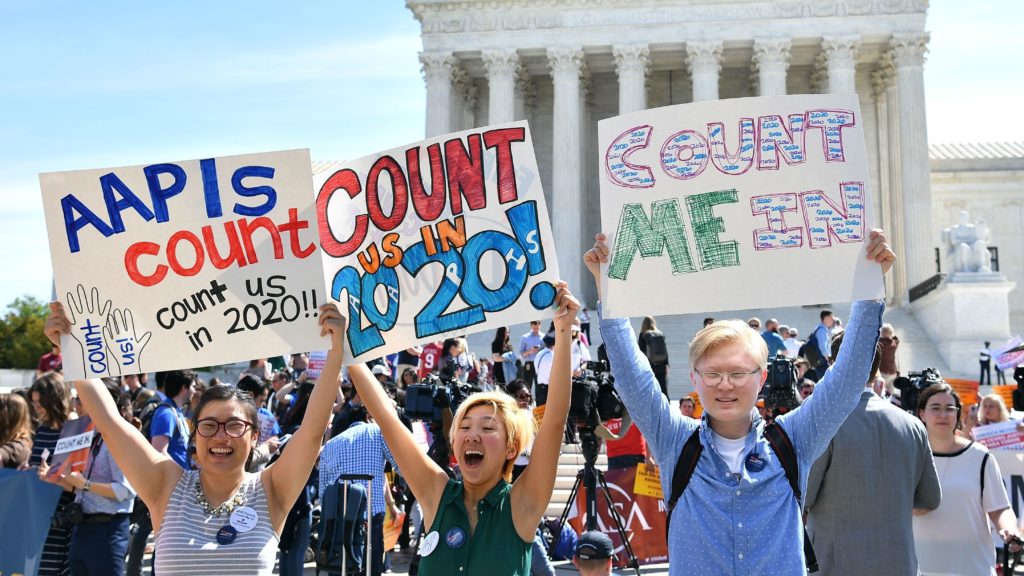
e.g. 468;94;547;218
811;227;825;233
81;319;107;374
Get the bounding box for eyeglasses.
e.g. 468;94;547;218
694;368;762;388
925;405;959;415
514;392;533;401
196;418;255;438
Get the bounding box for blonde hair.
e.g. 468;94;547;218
980;393;1010;425
450;391;536;482
640;316;658;334
689;320;768;369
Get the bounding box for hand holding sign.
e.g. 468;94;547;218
865;229;895;274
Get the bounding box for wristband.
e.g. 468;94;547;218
83;480;92;492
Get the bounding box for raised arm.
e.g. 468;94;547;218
777;229;893;463
584;233;688;467
512;282;574;540
44;302;182;509
264;304;342;530
349;360;449;528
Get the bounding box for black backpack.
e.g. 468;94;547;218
799;330;825;368
644;331;669;365
666;422;819;573
140;398;175;442
316;474;371;576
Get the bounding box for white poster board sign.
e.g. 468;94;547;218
974;421;1024;451
991;452;1024;530
598;95;883;318
315;122;560;364
41;150;327;379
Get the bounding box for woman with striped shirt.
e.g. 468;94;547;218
45;300;347;575
30;372;74;576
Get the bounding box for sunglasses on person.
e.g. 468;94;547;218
196;418;256;438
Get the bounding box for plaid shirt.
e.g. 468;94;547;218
318;421;398;516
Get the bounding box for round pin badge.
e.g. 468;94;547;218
230;506;258;533
445;526;467;549
216;525;237;545
419;531;440;557
745;452;766;473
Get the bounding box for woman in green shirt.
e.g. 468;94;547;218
350;282;577;575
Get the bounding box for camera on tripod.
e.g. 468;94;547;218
893;367;943;413
761;356;800;416
403;357;478;424
569;360;625;431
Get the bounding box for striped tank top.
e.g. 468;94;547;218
154;469;279;575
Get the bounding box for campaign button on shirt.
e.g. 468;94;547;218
230;506;258;533
446;526;467;549
216;525;237;545
745;452;766;472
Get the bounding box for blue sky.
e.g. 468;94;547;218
1;1;1021;309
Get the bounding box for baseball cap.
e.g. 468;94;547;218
371;365;389;376
574;531;614;560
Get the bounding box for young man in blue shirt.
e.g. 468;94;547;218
149;370;194;470
583;229;894;576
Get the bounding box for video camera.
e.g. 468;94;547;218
893;368;943;414
569;360;625;430
404;357;479;424
762;356;800;416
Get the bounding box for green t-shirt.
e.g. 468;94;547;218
418;479;531;576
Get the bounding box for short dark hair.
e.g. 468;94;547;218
161;370;196;400
830;331;882;385
820;309;833;321
917;382;961;429
349;404;369;424
237;375;268;398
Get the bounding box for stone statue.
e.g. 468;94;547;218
941;210;991;273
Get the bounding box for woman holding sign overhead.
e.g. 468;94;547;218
348;281;577;575
45;299;346;576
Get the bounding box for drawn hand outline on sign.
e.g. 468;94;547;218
104;308;152;374
65;285;113;378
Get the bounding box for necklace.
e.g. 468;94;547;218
194;476;246;517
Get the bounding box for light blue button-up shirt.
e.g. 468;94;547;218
599;299;883;576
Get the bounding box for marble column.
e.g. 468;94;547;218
547;46;585;295
872;55;904;303
752;38;791;96
821;35;860;94
891;32;933;290
483;49;519;125
613;43;649;113
686;41;722;102
514;65;535;122
419;51;456;138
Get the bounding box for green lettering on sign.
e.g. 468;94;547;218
608;198;696;280
686;189;740;271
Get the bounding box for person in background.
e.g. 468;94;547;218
290;353;308;380
914;383;1021;575
958;403;979;440
519;321;545;388
0;393;33;469
571;323;591;376
492;327;515;387
878;324;900;396
979;342;993;387
237;375;282;471
638;316;670;397
782;326;801;359
37;345;63;379
122;374;143;402
184;377;207;420
800;379;816;400
579;307;592;341
48;380;137;576
678;396;696;419
761;319;787;359
572;531;614;576
702;317;715;328
979;393;1012;426
30;372;74;576
394;347;422;384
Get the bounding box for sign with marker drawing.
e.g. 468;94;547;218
315;121;560;364
598;95;883;318
40;149;327;380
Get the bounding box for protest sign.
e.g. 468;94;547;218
40;150;327;379
569;465;669;567
315;122;560;364
0;469;64;576
305;350;328;381
995;385;1017;413
947;378;980;408
633;462;664;499
46;416;95;481
973;421;1024;451
995;337;1024;372
598;95;882;318
991;452;1024;530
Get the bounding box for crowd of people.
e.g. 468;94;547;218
2;227;1022;576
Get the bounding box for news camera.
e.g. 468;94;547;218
762;356;800;416
569;360;625;432
403;357;479;425
893;367;943;414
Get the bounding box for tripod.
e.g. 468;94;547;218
551;427;640;575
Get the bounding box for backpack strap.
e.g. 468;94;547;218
763;422;819;573
665;427;703;540
981;451;990;503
